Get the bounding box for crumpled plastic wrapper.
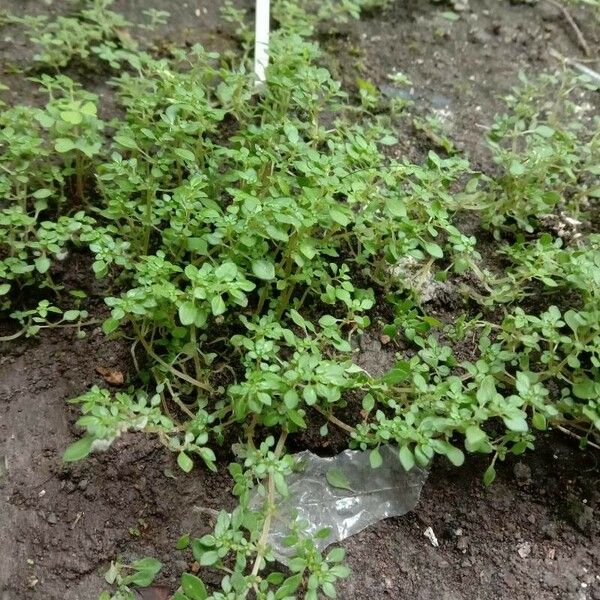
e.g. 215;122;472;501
262;445;427;561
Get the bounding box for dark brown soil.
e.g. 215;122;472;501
1;1;600;599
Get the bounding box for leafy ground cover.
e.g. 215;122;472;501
0;1;599;599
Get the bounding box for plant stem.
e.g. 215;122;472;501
314;405;356;434
545;0;590;56
250;429;288;583
554;424;600;450
0;327;27;342
256;283;271;315
135;328;213;392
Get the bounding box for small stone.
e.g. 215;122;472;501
517;541;532;559
77;478;89;491
47;513;58;525
457;537;469;551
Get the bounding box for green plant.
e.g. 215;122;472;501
0;76;104;317
476;70;599;233
57;25;599;600
99;557;162;600
5;0;169;71
2;1;599;599
7;0;133;69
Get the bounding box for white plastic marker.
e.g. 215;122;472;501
254;0;270;86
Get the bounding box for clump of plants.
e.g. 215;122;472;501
4;0;168;70
1;0;599;598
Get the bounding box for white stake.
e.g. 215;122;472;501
254;0;270;86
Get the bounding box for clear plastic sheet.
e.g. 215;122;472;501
265;445;427;561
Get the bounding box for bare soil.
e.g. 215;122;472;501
1;1;599;599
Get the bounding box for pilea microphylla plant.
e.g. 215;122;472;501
1;0;599;598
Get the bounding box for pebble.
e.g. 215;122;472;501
77;478;89;491
47;513;58;525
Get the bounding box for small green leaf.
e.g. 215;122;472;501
535;125;555;138
273;471;288;497
0;283;10;296
32;188;52;199
283;389;299;409
284;122;300;144
114;135;139;150
440;10;459;20
252;259;275;280
63;310;80;322
177;452;193;473
211;295;226;316
326;547;345;563
63;436;93;462
35;256;51;274
104;563;118;584
509;160;526;176
176;533;190;550
181;572;208;600
199;550;219;566
319;315;337;327
422;241;443;259
54;138;76;153
445;445;465;467
532;412;547;430
573;378;596;399
477;375;497;403
303;386;317;405
330;207;350;226
175;148;196;162
369;447;383;469
382;360;411;385
503;414;528;433
326;468;352;492
60;110;82;124
322;581;337;598
362;393;375;412
465;425;487;449
483;464;496;486
81;101;97;116
398;445;415;471
385;197;406;217
179;302;198;326
124;558;162;587
102;318;120;335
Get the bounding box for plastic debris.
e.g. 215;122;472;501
263;445;427;561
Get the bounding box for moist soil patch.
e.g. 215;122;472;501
1;0;599;599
